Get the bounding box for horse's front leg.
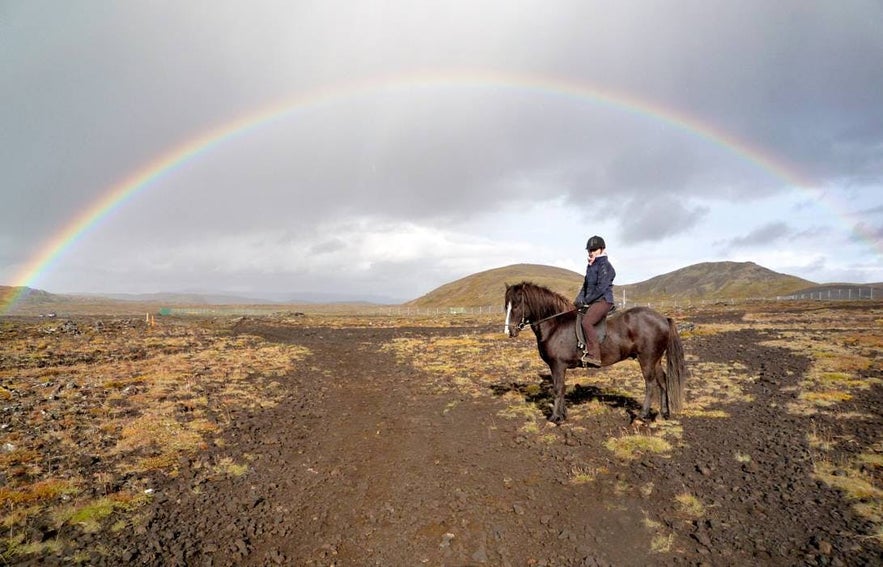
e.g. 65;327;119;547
549;362;568;424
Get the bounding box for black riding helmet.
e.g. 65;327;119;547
586;235;606;251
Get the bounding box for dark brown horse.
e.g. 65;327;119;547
504;281;686;423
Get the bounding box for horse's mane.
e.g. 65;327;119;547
516;281;574;316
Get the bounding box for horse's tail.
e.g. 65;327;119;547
665;318;687;413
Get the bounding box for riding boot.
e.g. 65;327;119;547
580;307;603;367
580;347;601;367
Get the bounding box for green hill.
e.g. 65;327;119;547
1;286;71;310
406;261;818;307
617;261;815;302
0;286;148;316
405;264;584;308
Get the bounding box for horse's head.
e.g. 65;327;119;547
505;281;574;337
504;283;528;337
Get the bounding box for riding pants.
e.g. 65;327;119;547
578;300;612;357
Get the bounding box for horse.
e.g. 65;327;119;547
504;281;687;424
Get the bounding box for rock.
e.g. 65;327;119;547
471;543;489;563
692;531;712;548
266;549;286;564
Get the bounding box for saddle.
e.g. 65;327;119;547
575;304;616;348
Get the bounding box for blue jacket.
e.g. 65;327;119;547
575;255;615;305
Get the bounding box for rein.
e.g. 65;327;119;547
520;307;576;329
504;285;575;335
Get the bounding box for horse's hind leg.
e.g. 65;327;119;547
638;356;664;420
658;364;671;419
647;359;672;420
549;362;568;424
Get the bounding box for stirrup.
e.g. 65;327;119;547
580;351;601;367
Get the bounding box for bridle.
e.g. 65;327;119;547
504;294;526;335
505;293;575;334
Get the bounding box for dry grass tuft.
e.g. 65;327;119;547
605;432;672;461
51;494;144;534
212;456;249;478
675;492;706;518
570;464;606;485
0;478;79;507
642;513;675;553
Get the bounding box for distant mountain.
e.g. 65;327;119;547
0;285;398;315
406;264;584;308
0;286;156;316
2;262;875;316
278;292;402;305
87;292;279;305
1;286;86;308
405;261;821;307
85;289;403;305
616;261;815;302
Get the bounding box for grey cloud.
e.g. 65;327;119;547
7;2;881;221
617;196;709;245
849;222;883;247
2;1;881;294
720;222;793;251
863;204;883;217
309;239;346;256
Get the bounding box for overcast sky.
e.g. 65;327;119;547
2;1;881;303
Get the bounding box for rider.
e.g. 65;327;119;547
575;235;616;367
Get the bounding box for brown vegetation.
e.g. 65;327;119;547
0;316;306;561
0;299;880;565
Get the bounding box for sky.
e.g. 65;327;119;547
2;1;882;304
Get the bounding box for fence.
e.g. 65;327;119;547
156;286;880;318
375;286;881;316
780;288;877;301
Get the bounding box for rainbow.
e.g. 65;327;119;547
1;70;829;314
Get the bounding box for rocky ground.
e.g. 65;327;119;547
7;303;883;566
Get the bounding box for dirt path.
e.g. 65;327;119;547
94;325;656;566
62;319;881;566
